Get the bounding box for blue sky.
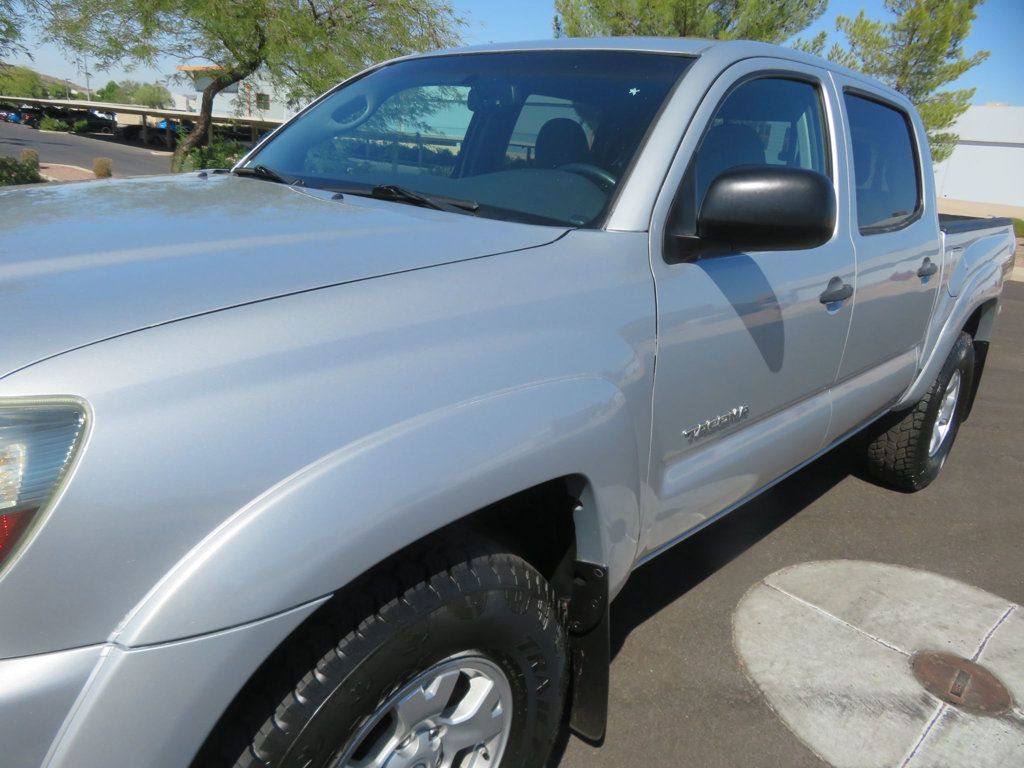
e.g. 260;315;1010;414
8;0;1022;105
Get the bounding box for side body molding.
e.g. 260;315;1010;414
116;375;643;647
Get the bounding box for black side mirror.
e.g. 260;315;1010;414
682;166;836;257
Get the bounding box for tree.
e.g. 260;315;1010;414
96;79;172;107
1;0;24;58
553;0;827;43
28;0;461;170
135;81;171;107
827;0;988;162
95;79;127;102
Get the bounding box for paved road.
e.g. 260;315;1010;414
0;121;172;177
554;280;1024;768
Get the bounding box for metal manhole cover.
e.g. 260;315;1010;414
911;650;1013;715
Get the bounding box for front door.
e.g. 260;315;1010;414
641;62;856;556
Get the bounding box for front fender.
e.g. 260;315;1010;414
116;376;642;647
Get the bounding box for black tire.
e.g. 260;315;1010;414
863;331;975;491
196;536;568;768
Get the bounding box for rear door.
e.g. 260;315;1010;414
642;59;856;556
825;77;943;441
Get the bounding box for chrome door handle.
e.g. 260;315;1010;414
917;257;939;278
819;276;853;305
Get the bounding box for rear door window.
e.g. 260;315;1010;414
843;93;921;233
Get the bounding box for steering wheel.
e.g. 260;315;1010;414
558;162;618;191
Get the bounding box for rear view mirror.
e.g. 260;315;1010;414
467;82;520;112
684;166;836;256
331;93;375;130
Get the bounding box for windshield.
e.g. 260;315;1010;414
244;51;692;227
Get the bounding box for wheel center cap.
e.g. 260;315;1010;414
910;650;1012;715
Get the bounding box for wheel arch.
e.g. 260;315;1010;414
895;262;1005;411
113;375;642;649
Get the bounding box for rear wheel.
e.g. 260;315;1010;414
862;332;975;491
197;537;568;768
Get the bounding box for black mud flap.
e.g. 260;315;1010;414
567;560;609;742
962;340;989;422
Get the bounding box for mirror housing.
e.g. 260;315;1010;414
684;166;836;257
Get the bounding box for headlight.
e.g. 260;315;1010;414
0;401;86;571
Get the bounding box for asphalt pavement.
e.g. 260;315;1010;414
0;120;172;177
554;280;1024;768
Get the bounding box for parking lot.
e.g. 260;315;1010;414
554;280;1024;768
0;119;172;177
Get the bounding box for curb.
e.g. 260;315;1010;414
39;163;96;183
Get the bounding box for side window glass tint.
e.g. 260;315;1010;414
843;93;921;232
674;77;829;237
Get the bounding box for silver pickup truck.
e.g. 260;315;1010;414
0;38;1017;768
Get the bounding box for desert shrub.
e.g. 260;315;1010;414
0;157;43;185
72;119;90;133
93;157;113;178
19;148;39;168
1013;218;1023;239
39;116;69;132
182;139;246;171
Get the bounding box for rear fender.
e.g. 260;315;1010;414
895;260;1005;410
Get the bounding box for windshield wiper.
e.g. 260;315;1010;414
365;184;479;214
233;165;303;186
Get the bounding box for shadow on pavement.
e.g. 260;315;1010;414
546;443;854;764
609;444;854;659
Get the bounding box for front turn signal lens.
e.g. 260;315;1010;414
0;402;85;571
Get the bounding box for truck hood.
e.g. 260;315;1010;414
0;173;566;378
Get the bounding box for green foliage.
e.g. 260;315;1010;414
25;0;463;170
181;138;247;171
0;64;48;97
135;82;173;107
19;147;39;167
94;79;173;107
0;156;43;185
92;157;112;177
553;0;826;43
39;115;69;131
1;0;25;57
1012;218;1024;239
72;118;89;132
828;0;989;163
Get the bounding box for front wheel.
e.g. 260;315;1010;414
862;331;975;491
200;537;568;768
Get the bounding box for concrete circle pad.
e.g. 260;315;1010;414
732;561;1024;768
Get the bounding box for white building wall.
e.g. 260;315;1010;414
933;105;1024;208
174;73;302;122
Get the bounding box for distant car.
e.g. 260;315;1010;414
15;108;40;128
85;110;117;133
119;118;193;146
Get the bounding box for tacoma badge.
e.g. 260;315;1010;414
682;405;750;443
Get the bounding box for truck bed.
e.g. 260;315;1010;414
939;213;1015;234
